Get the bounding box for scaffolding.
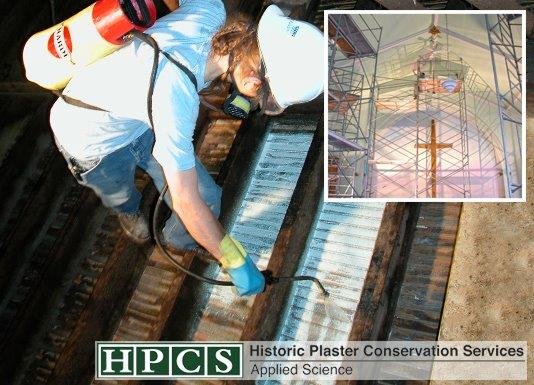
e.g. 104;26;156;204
485;14;523;198
463;68;507;198
369;47;474;198
368;33;509;198
327;14;381;198
414;56;471;198
328;14;521;198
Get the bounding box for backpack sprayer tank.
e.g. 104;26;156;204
23;0;157;90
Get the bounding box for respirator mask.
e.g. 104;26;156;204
221;58;285;119
222;85;252;119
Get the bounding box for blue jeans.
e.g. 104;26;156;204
58;129;222;250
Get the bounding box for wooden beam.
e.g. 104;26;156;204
193;93;230;152
348;202;419;342
341;202;420;385
374;0;426;9
240;116;324;342
385;203;461;342
0;187;97;383
217;112;269;226
47;235;150;384
304;0;322;23
94;247;198;385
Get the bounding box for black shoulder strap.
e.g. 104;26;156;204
160;49;198;90
52;90;107;111
131;30;197;90
130;30;198;129
55;30;198;128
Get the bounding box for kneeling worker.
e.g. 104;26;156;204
48;0;323;296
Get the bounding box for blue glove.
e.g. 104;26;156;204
219;235;265;296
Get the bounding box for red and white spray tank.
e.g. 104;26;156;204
23;0;157;90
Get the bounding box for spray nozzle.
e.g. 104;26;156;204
261;270;330;297
261;270;280;285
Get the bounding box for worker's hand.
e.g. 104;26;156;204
219;235;265;296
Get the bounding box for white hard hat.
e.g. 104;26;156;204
257;5;324;113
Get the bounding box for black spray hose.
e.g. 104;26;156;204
153;184;232;286
261;270;329;297
152;184;330;297
134;29;329;297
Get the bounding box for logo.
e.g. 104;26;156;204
95;342;242;379
286;21;300;37
47;25;72;59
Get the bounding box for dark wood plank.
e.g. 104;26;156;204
348;202;420;341
388;203;461;342
217;112;269;226
372;203;461;385
47;236;150;385
341;203;420;385
0;186;95;383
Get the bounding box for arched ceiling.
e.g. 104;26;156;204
352;13;523;90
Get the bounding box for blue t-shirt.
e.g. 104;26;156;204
49;0;225;172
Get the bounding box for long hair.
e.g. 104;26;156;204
202;14;260;97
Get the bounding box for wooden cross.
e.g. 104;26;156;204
416;119;453;198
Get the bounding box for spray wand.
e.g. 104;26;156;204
139;31;329;297
153;185;330;297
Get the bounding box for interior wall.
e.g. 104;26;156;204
370;112;505;198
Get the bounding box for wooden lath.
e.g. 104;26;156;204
240;118;324;342
329;88;361;113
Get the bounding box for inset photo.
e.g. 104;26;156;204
326;11;525;200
